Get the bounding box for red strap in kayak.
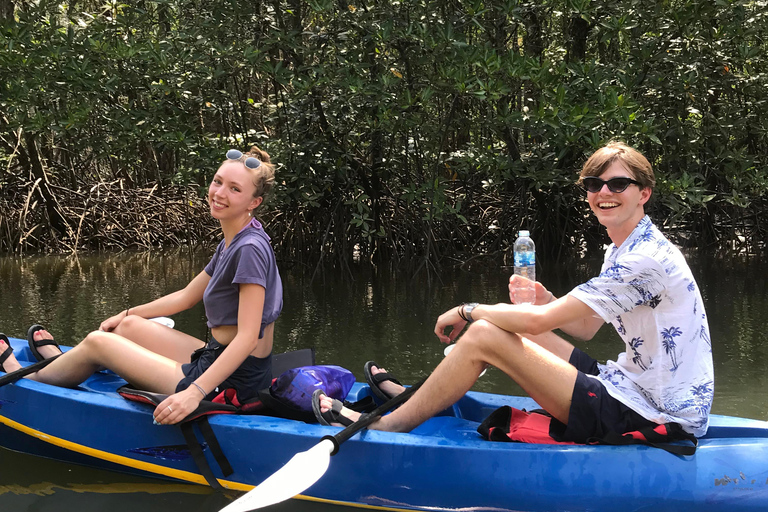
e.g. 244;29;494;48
478;406;697;456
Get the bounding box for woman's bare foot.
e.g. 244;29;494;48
317;393;363;427
31;328;62;360
0;338;23;373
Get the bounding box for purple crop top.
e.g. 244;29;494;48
203;218;283;338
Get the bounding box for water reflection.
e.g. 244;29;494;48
0;251;767;510
0;448;342;512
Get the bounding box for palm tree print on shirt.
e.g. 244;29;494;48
629;337;648;370
691;382;714;415
604;263;631;280
661;327;682;371
628;223;654;251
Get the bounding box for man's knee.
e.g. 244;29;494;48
460;320;521;353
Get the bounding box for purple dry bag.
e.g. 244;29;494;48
270;365;355;412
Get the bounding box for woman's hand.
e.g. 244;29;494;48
434;306;469;344
99;310;128;332
153;388;203;425
508;275;554;306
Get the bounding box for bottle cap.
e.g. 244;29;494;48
518;230;529;237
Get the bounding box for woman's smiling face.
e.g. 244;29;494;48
587;160;652;240
208;161;262;221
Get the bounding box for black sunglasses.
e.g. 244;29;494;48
582;176;641;193
226;149;261;170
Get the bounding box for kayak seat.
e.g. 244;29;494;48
117;347;317;489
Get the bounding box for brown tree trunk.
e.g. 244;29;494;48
0;0;13;20
22;131;68;236
567;16;590;63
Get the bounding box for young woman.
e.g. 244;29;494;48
0;147;282;425
316;142;714;442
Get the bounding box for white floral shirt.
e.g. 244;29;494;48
569;216;714;436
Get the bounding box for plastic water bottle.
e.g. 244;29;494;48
513;230;536;305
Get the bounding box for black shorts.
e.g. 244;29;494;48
176;337;272;401
549;347;657;443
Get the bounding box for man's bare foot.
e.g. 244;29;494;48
31;328;63;360
371;365;405;396
0;337;23;373
364;361;406;401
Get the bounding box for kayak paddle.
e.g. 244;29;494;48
219;379;424;512
0;354;62;387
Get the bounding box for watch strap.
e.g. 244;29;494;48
463;302;479;322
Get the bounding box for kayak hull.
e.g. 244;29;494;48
1;337;767;511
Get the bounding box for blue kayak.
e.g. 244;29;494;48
0;335;766;511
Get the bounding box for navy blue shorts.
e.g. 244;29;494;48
549;347;657;443
176;337;272;401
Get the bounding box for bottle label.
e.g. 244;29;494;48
514;251;535;267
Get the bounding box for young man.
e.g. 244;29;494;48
315;142;714;441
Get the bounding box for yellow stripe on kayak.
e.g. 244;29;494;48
0;414;250;491
0;413;422;512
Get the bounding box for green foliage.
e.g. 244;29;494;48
0;0;766;263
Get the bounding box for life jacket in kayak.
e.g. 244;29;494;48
478;406;698;456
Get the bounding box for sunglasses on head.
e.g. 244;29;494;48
581;176;640;193
226;149;261;170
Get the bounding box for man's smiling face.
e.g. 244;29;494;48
587;161;651;238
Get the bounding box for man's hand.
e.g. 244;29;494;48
509;275;554;305
434;305;469;344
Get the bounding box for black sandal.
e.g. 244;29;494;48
0;334;14;372
311;389;355;426
364;360;402;402
27;324;63;362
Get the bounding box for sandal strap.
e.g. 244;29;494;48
371;371;401;387
33;338;59;349
0;345;12;366
329;398;354;426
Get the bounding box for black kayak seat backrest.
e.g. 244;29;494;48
271;347;315;378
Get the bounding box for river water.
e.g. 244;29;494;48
0;250;766;511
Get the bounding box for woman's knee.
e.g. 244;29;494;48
114;314;146;337
80;330;115;357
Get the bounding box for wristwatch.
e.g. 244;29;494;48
463;302;479;322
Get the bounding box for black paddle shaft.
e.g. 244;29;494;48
322;379;425;456
0;354;62;387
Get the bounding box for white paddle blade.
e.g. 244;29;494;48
149;316;175;329
220;439;335;512
443;344;486;377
